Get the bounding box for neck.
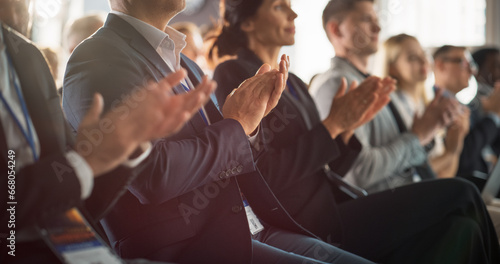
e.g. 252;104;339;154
247;40;281;69
398;82;420;102
334;45;371;73
111;3;177;31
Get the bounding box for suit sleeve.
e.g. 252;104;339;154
459;111;499;174
63;39;256;205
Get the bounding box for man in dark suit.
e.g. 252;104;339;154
433;46;500;180
62;1;378;263
0;20;212;263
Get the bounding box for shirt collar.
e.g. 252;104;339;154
110;11;186;50
110;11;186;68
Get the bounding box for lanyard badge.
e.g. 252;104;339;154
39;208;123;264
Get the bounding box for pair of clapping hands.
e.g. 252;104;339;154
74;55;290;178
322;76;470;146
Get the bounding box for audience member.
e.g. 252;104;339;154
212;1;500;263
39;46;60;85
383;34;470;178
0;21;212;264
433;45;500;181
473;47;500;97
62;0;377;263
310;0;461;193
65;14;105;54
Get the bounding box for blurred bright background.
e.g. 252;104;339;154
29;0;500;102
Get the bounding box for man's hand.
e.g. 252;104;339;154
322;76;394;139
75;69;215;177
222;57;287;135
411;89;461;145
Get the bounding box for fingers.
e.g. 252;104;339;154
267;73;285;115
79;93;104;129
256;63;272;75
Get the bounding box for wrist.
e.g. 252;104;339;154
322;119;342;139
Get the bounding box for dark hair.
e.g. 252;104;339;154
322;0;374;30
472;48;500;70
209;0;264;59
432;45;466;60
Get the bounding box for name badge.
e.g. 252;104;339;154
39;208;123;264
242;197;264;235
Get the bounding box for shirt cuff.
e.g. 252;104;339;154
487;113;500;127
248;125;261;151
65;150;94;200
122;142;152;168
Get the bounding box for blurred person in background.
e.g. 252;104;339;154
473;47;500;97
382;34;470;178
65;13;105;54
433;46;500;182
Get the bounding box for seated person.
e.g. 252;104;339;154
433;45;500;181
310;0;461;193
0;21;211;263
382;34;470;178
211;0;500;263
472;47;500;97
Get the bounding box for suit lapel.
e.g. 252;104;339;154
2;25;64;158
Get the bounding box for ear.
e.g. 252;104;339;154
240;19;255;33
326;19;342;39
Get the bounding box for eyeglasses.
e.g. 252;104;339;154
441;57;478;72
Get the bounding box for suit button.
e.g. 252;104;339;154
225;170;231;177
232;205;243;213
231;167;238;175
218;172;225;180
237;165;243;173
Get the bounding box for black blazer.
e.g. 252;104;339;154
0;24;138;262
458;97;500;176
63;14;314;264
213;49;361;244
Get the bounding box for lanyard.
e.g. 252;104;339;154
286;80;299;100
180;81;209;125
0;53;38;161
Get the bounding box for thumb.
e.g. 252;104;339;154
256;63;272;75
79;93;104;128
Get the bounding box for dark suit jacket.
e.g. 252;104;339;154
213;49;361;244
458;97;500;176
63;14;314;264
0;24;138;262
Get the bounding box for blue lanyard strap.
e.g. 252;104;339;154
0;53;38;161
180;81;208;125
286;80;299;100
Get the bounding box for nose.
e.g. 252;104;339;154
289;8;298;20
